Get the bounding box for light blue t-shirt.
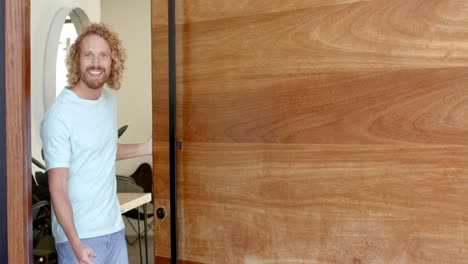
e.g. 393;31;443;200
40;87;124;244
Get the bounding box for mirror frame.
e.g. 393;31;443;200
43;7;90;111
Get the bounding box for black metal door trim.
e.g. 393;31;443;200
168;0;178;263
0;0;9;261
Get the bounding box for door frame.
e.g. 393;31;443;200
5;0;32;263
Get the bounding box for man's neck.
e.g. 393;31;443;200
71;82;103;100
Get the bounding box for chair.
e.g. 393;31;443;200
31;158;57;263
33;199;56;263
32;200;50;248
116;162;154;245
32;158;50;201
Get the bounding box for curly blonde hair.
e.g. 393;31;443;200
66;23;127;90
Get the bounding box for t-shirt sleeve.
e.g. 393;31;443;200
40;117;71;170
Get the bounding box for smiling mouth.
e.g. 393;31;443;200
87;69;105;78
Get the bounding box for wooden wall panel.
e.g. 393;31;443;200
179;143;467;263
182;68;468;144
152;0;468;263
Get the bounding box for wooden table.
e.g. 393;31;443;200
118;193;152;264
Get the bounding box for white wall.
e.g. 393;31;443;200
101;0;153;176
31;0;100;168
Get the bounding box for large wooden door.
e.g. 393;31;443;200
152;1;468;263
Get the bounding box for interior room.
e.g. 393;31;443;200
2;0;468;263
29;0;153;263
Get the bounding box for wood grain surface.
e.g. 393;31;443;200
5;0;32;263
152;0;468;263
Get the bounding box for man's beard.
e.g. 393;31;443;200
80;67;109;90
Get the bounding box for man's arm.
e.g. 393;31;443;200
48;168;96;264
117;137;152;160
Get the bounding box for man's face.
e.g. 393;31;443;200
79;34;112;90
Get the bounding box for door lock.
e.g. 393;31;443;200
156;207;166;220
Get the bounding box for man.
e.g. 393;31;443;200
40;23;151;264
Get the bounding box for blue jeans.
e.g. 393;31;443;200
55;229;128;264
